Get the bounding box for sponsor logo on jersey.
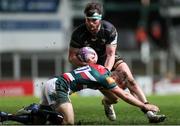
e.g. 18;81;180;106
106;77;115;84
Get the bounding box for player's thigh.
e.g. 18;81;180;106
113;57;134;81
56;102;74;125
115;62;135;81
40;78;58;105
100;89;119;103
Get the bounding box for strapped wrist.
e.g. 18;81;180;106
144;102;149;104
141;102;149;113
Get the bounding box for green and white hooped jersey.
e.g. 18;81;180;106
61;64;117;92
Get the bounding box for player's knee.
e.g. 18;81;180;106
128;78;137;86
113;59;124;70
104;97;119;104
63;118;74;125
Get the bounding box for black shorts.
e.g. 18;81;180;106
112;55;124;71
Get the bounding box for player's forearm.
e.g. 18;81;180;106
104;44;116;71
104;55;115;71
112;87;160;113
112;87;145;109
120;92;145;109
68;47;87;67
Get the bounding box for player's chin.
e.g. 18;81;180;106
92;60;97;64
92;56;98;63
87;59;97;64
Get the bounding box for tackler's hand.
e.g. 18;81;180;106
143;104;160;113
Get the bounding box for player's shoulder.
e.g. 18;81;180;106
101;20;116;33
72;23;87;35
89;63;109;75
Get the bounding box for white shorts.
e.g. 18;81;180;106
40;78;57;106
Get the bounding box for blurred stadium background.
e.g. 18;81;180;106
0;0;180;98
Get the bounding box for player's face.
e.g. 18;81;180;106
85;18;101;34
86;52;98;64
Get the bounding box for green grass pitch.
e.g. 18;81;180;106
0;94;180;125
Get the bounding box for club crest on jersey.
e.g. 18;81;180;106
84;41;89;45
91;38;97;41
106;77;115;84
101;39;106;43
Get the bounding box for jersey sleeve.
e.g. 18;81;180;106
69;31;82;48
98;73;117;90
103;21;118;45
107;27;118;45
109;28;118;45
69;24;87;48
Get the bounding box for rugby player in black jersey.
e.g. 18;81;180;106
68;2;166;123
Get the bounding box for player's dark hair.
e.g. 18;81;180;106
84;2;103;17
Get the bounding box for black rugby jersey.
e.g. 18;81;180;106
70;20;118;65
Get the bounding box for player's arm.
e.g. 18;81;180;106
104;44;116;71
104;28;118;71
68;30;88;67
100;74;159;112
110;86;159;112
68;47;87;67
